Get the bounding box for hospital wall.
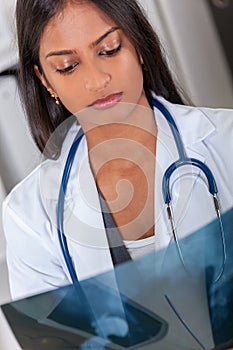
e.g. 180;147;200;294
140;0;233;107
0;0;232;307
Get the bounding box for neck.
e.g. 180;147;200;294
85;110;157;181
77;93;157;175
83;102;157;152
80;96;157;241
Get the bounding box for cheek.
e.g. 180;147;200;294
55;80;87;114
120;54;144;95
60;94;85;115
40;66;86;114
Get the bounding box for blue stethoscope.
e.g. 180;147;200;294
57;98;226;285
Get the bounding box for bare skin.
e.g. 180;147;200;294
34;2;157;240
86;118;157;240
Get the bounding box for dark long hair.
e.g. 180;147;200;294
16;0;184;158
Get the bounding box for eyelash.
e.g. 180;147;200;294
56;63;78;75
99;43;122;56
56;44;122;75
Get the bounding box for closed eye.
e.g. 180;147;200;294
56;62;79;75
99;44;122;57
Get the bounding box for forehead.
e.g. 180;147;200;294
39;2;117;53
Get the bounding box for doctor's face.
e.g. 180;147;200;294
35;1;149;121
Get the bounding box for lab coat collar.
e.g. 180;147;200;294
153;94;216;147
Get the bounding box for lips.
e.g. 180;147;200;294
89;92;123;110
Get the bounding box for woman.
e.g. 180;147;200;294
3;0;175;296
3;0;233;310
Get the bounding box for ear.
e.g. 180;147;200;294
34;65;54;95
139;54;144;65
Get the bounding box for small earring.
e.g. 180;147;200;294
51;93;60;105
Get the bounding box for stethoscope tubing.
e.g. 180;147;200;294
162;158;218;204
57;128;84;283
149;98;219;201
150;98;226;282
55;98;227;347
57;98;226;284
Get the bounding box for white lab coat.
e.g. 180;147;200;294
2;96;233;302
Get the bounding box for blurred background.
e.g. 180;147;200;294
0;0;232;347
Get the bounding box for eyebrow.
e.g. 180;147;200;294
91;26;119;47
45;26;120;59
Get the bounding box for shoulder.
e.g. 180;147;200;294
189;103;233;128
2;122;84;231
156;95;233;143
159;95;233;122
2;159;54;236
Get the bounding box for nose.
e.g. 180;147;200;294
84;63;111;92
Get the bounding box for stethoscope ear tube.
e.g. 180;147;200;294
57;128;84;283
